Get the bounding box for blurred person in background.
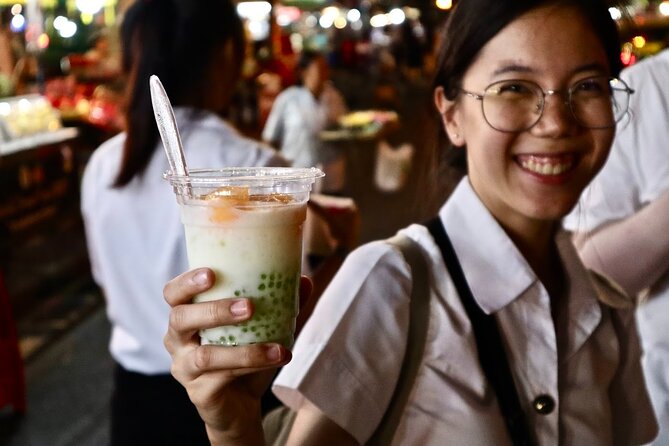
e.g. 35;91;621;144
80;0;287;444
262;50;347;194
564;48;669;445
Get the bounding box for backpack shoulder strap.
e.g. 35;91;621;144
368;233;430;445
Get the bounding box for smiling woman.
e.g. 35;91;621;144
161;1;659;445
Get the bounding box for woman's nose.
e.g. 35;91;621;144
531;93;577;137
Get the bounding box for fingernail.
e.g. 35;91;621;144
192;270;209;286
229;300;249;317
265;345;282;362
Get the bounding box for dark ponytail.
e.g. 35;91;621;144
113;0;245;187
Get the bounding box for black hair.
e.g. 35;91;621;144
418;0;623;215
113;0;245;187
294;50;324;86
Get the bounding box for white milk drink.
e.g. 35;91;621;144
166;167;323;346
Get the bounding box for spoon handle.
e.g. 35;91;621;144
149;75;189;177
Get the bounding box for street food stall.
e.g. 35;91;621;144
319;109;401;194
0;93;90;325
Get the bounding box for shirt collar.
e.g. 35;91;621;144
440;179;604;358
440;178;536;314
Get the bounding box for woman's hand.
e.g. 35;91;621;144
163;268;312;446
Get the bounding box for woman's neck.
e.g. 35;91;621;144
505;220;564;297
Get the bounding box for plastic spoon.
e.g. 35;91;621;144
149;75;190;189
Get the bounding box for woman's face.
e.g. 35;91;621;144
438;5;615;236
303;57;328;97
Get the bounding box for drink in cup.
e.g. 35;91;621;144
165;167;323;347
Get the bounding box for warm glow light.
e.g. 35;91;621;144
322;6;339;18
436;0;452;10
347;9;360;22
10;13;25;32
276;6;301;27
81;12;94;25
75;0;103;15
247;19;269;40
659;1;669;16
53;16;68;30
289;33;303;52
319;14;334;29
18;98;31;111
405;7;420;20
58;21;77;38
11;3;21;15
370;13;389;28
608;7;622;20
37;33;50;49
632;35;646;48
334;16;347;29
237;1;272;20
388;8;405;25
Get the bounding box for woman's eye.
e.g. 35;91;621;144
574;78;607;94
495;82;533;96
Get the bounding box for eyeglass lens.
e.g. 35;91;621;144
481;77;630;132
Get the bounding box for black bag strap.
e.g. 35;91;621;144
426;217;535;446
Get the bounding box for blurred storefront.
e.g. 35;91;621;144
616;1;669;65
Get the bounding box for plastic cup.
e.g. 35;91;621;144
165;167;324;347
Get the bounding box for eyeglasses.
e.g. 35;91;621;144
459;76;634;133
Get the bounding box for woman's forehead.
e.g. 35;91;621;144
465;5;610;82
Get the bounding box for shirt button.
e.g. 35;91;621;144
532;394;555;415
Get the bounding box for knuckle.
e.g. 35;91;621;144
163;333;174;355
169;306;187;330
162;282;172;303
194;346;213;371
206;300;226;325
169;362;185;382
186;387;212;410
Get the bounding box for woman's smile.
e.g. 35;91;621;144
517;153;575;176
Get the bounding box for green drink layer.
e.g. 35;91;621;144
200;270;300;347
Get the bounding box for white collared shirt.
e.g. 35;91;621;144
81;108;286;374
262;86;341;168
274;178;657;445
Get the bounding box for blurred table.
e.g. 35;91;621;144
319;111;399;195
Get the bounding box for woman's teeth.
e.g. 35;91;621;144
519;156;573;176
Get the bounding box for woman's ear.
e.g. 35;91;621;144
434;86;465;147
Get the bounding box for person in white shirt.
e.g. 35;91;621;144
262;51;347;192
564;49;669;445
80;1;285;445
160;0;658;444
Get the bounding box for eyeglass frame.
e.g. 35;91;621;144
457;76;635;133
